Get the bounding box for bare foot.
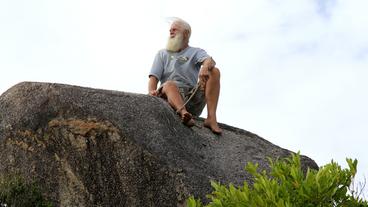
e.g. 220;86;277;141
181;111;195;127
204;119;222;134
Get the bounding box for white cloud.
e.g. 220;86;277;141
1;0;368;197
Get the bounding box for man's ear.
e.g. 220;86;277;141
183;30;190;41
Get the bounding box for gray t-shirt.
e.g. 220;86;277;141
149;46;210;88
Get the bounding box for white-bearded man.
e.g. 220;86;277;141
148;18;222;134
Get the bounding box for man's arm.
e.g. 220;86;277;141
148;75;159;96
199;57;216;82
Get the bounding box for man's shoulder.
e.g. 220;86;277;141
184;46;207;54
187;46;204;51
154;49;170;59
157;48;169;54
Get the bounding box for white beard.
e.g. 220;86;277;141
166;33;184;52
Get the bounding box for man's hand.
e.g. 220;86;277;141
199;57;215;83
199;67;210;91
149;90;159;96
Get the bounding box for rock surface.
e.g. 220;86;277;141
0;82;318;206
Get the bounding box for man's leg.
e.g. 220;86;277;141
161;81;195;127
204;67;222;134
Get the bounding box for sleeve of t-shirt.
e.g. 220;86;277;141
149;51;164;80
194;48;211;65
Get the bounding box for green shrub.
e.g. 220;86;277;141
187;153;368;207
0;174;52;207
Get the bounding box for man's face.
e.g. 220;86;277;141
169;23;183;38
166;23;185;52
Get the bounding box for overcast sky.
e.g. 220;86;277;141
1;0;367;195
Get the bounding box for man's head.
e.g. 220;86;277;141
166;18;191;52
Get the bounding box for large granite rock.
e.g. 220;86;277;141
0;82;318;206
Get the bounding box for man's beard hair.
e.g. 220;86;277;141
166;33;184;52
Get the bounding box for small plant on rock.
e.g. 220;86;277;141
187;153;368;207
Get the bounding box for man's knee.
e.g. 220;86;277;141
162;81;178;93
211;67;220;79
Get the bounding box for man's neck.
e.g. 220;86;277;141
178;44;189;52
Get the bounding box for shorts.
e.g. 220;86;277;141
158;84;206;117
178;87;206;117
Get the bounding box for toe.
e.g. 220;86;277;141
181;112;194;127
204;120;222;135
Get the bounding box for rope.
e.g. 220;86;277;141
175;82;202;114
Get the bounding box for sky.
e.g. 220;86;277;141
1;0;368;196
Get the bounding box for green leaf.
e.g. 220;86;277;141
186;153;368;207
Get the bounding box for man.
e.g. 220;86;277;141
148;18;222;134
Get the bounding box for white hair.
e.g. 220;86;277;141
167;17;191;39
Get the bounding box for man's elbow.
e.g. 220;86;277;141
149;75;159;87
149;75;158;82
